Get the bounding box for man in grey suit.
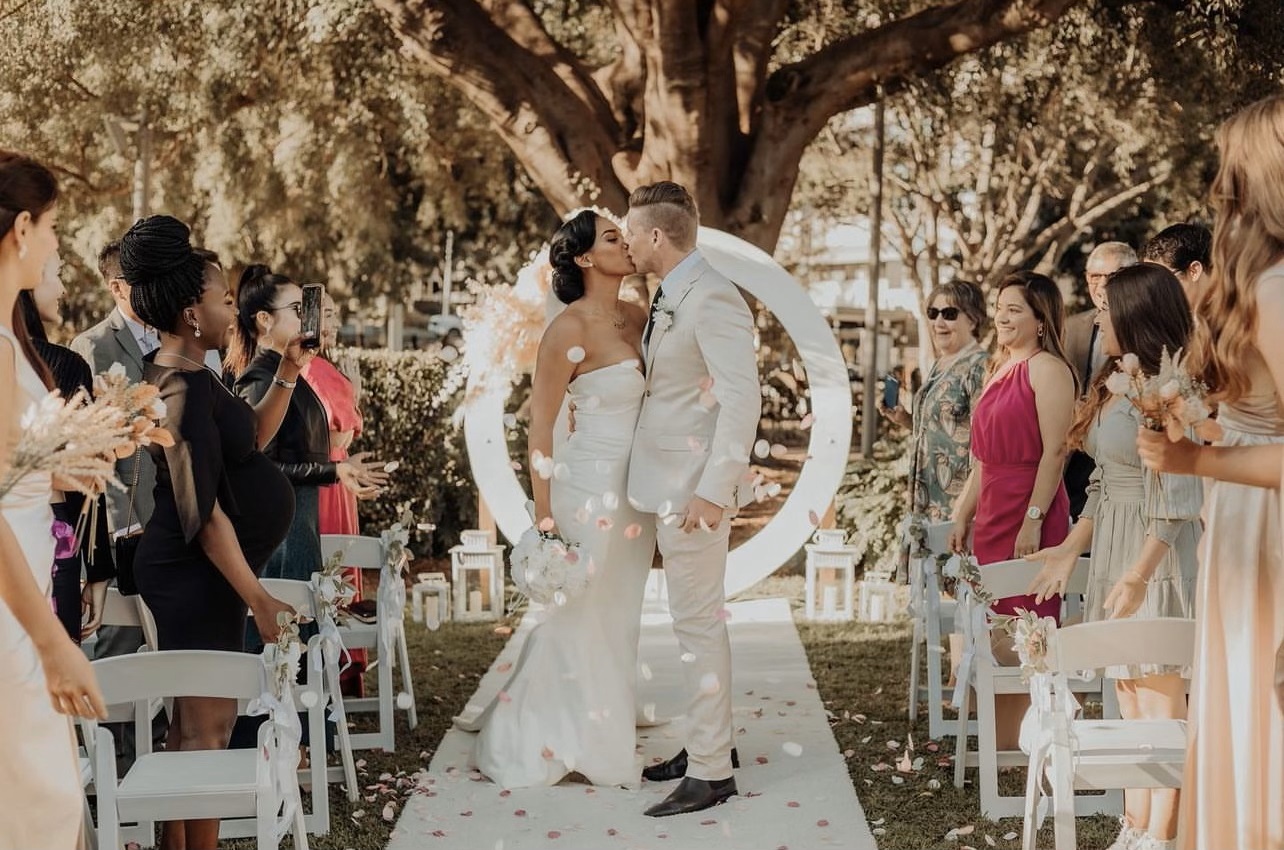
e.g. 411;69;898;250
1062;241;1137;518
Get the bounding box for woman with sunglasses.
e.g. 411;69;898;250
227;268;387;594
880;281;990;527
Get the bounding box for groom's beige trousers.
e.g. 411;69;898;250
655;515;734;782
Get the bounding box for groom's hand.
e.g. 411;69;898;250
681;497;724;533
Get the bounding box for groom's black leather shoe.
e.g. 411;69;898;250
643;776;738;818
642;747;740;782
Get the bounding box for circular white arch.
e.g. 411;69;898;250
463;227;852;597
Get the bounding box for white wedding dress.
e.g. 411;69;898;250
475;360;656;788
0;324;83;849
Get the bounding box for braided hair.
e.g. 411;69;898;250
119;215;205;335
548;210;598;305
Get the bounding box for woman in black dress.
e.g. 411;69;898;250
121;216;300;850
225;267;386;592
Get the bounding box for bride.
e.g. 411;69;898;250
473;209;656;788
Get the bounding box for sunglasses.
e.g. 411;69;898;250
926;306;961;321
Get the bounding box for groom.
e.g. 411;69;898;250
624;182;761;817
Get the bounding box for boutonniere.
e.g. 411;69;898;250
652;294;677;334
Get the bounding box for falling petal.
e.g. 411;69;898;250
438;345;459;362
786;801;801;808
383;460;401;473
808;510;821;526
602;491;619;510
680;652;697;663
800;413;814;430
596;516;614;530
817;820;830;827
625;523;643;539
640;663;653;680
547;832;561;839
566;346;586;363
782;742;803;757
502;413;517;429
754;439;770;458
515;808;527;816
770;443;788;458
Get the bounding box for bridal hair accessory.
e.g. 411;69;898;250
510;507;589;607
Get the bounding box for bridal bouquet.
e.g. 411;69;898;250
510;527;588;607
1105;348;1217;442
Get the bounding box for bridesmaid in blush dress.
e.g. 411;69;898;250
951;271;1077;750
1136;95;1284;850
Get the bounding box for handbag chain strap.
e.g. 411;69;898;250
122;448;142;532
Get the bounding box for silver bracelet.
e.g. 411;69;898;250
272;376;297;390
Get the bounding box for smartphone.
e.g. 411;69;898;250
882;373;901;410
300;283;324;350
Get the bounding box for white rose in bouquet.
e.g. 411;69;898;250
510;527;588;606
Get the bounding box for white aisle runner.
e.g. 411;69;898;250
388;597;878;850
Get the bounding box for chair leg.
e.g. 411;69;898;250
953;683;970;789
925;616;945;739
307;686;329;836
326;658;360;801
1050;745;1077;850
378;635;395;752
397;628;418;730
908;625;922;722
976;673;1001;818
1021;752;1042;850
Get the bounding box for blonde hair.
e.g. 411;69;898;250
1191;95;1284;404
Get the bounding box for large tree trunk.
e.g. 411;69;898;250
375;0;1085;252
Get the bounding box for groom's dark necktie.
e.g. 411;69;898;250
643;286;663;347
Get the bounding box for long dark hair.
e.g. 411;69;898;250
547;210;598;304
1;150;59;390
226;264;295;377
1068;263;1193;448
991;271;1074;390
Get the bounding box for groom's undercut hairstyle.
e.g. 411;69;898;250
548;210;598;304
629;181;698;251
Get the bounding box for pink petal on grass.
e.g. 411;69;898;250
547;831;561;839
817;819;830;827
786;801;801;808
514;808;527;817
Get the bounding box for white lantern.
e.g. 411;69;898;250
450;533;506;621
856;569;899;624
804;532;857;621
411;572;451;629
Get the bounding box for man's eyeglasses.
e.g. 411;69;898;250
268;302;302;317
926;306;961;321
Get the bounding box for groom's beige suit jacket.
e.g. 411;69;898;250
628;253;761;514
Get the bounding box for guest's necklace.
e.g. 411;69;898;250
155;351;209;371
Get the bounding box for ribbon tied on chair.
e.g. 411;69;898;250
247;640;304;843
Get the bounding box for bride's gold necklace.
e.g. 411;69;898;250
582;306;625;330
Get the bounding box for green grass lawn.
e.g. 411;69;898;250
222;581;1119;849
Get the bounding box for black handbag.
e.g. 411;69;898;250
113;451;144;596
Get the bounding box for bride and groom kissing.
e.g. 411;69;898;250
466;182;762;817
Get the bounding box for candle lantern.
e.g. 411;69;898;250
856;569;899;624
411;572;451;629
804;531;857;621
450;533;505;622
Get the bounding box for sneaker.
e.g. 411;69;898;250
1105;818;1145;850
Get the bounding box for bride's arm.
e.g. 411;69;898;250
529;316;582;531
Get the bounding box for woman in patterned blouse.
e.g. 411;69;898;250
880;280;990;523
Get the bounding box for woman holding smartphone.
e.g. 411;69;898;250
227;270;388;587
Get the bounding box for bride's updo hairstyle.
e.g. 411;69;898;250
548;209;598;305
119;215;205;335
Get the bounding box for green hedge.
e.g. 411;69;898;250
346;348;476;557
833;435;911;575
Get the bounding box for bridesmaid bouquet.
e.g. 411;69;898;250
0;388;135;500
1104;348;1218;442
92;362;175;454
510;527;588;607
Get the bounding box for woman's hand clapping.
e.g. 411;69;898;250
338;450;391;500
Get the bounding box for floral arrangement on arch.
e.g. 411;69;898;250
1104;348;1218;442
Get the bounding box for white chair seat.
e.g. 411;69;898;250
1058;719;1187;787
117;750;257;821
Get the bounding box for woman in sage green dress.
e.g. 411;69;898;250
1028;263;1201;850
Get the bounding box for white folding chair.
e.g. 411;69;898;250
952;557;1121;819
1021;618;1194;850
215;578;346;837
321;533;417;752
907;521;958;738
83;650;309;850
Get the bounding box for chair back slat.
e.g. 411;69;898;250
924;522;953;556
976;557;1091;601
259;578;319;619
1050;618;1196;673
92;650;265;706
321;534;384;571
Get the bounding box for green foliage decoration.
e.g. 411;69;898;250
833;436;910;575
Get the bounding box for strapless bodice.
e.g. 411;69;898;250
565;360;644;444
